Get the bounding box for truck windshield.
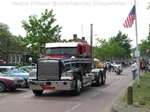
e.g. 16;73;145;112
46;47;76;55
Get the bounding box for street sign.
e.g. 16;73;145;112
135;50;140;57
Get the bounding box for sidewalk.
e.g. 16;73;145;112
111;75;150;112
111;98;150;112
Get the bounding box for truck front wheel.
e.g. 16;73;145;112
32;90;43;95
73;75;82;95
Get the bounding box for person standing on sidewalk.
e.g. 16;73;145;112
131;60;137;80
140;58;146;77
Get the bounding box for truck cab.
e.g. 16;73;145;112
28;34;106;96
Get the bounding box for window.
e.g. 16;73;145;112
9;54;12;63
17;54;20;63
61;48;76;54
46;47;76;55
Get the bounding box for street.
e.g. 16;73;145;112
0;67;133;112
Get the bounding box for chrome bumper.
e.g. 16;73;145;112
29;80;75;90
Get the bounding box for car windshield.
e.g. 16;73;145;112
0;72;5;76
46;47;76;55
19;66;33;73
0;67;21;74
0;68;9;74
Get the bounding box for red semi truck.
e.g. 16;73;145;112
28;26;106;96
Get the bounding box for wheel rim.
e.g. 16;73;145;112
77;79;82;92
0;83;4;91
21;82;27;88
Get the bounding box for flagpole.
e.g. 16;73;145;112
134;0;140;87
81;25;83;37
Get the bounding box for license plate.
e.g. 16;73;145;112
42;86;54;90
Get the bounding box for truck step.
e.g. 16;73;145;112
83;82;92;87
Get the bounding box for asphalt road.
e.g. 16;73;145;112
0;67;133;112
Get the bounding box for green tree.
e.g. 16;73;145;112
139;24;150;57
109;31;132;59
95;38;111;61
0;23;24;64
109;42;126;60
139;3;150;57
94;38;126;61
22;9;62;61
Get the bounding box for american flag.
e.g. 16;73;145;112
123;5;135;28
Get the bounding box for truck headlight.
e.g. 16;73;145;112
61;72;74;77
28;72;36;78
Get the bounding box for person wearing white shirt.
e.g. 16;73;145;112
131;60;137;80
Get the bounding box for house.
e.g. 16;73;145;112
0;52;30;64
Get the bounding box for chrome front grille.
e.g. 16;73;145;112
38;60;59;80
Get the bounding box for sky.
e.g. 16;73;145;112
0;0;150;47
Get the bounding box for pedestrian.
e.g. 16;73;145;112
148;61;150;73
108;63;111;72
145;59;149;73
131;60;137;80
140;58;146;77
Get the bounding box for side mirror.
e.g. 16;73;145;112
86;46;90;55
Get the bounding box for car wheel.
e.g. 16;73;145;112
21;79;28;88
0;82;6;92
32;90;43;95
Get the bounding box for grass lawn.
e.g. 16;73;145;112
121;73;150;109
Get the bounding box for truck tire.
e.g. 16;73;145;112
32;90;43;95
95;71;102;86
73;75;82;95
101;71;106;85
0;82;6;92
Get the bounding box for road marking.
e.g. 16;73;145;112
66;103;82;112
106;75;126;78
103;79;122;91
86;92;100;101
20;94;33;99
0;101;7;104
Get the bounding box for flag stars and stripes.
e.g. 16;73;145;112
123;5;135;28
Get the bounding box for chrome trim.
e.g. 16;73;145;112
29;80;75;90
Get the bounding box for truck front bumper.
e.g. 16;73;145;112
29;80;75;90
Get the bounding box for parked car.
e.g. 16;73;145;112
0;66;29;87
19;66;36;73
0;60;6;64
0;72;26;92
28;68;37;81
